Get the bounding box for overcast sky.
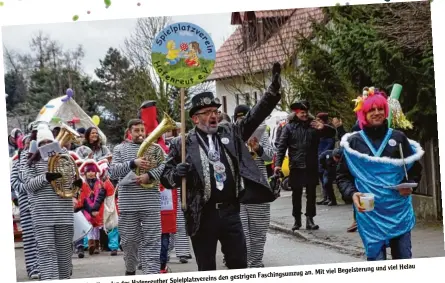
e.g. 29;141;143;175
1;13;236;79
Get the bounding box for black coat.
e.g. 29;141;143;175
336;122;423;202
161;91;281;237
275;117;336;172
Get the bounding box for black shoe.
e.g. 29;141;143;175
185;254;192;259
316;199;327;205
292;217;302;231
327;201;337;206
306;217;319;230
110;250;118;256
138;264;142;270
179;257;188;263
77;247;84;258
125;271;136;276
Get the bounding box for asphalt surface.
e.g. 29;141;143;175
14;230;360;281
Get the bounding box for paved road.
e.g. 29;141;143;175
15;230;360;281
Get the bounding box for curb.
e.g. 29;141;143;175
269;222;365;258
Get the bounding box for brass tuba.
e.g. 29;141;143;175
48;122;82;198
136;112;177;189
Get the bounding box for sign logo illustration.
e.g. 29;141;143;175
151;22;216;88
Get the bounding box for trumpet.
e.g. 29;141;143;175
48;122;82;198
136;112;177;189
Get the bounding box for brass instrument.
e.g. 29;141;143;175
136;112;177;189
48;122;82;198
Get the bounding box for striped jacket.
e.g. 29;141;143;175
109;141;165;212
22;149;74;226
10;150;30;212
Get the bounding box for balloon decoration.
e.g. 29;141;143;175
92;115;101;126
61;88;74;102
387;84;413;130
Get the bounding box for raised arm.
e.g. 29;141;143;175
237;63;282;141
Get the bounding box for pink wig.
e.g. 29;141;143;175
356;93;389;129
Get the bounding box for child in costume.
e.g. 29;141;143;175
76;159;107;256
337;87;424;261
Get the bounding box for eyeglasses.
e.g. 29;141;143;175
196;110;219;116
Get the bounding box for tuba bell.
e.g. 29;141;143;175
136;112;177;189
48;122;82;198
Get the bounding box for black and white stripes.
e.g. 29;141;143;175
240;132;272;268
110;142;165;274
110;142;165;212
10;150;39;278
21;150;74;280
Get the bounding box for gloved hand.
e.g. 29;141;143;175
176;163;191;177
267;62;281;95
46;172;62;182
72;179;83;188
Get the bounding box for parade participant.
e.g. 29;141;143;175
82;126;110;161
274;100;336;231
10;131;39;280
98;159;120;256
109;118;166;275
318;148;343;206
337;88;423;261
160;185;178;273
161;62;282;271
139;101;191;265
76;159;107;256
234;104;274;268
316;112;336;205
8;128;23;157
23;124;82;280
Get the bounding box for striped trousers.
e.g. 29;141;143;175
168;193;191;258
34;225;74;280
18;196;39;277
240;203;270;268
119;210;161;274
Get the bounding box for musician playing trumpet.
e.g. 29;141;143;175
22;124;83;280
109;119;166;275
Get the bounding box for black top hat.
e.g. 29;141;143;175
189;92;221;117
234;104;251;119
290;100;310;111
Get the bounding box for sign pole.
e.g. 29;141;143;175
180;87;187;211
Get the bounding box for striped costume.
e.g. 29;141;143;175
10;150;39;278
168;189;191;260
240;131;272;268
110;142;165;274
22;150;74;281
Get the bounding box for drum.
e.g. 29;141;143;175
73;211;92;243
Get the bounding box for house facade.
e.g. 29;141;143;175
206;8;325;120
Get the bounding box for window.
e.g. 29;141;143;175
222;96;228;113
235;93;240;106
254;92;258;104
244;93;251;105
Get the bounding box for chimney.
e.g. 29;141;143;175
258;19;264;44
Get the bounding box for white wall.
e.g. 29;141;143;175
214;74;291;121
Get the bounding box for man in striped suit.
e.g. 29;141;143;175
10;127;40;280
110;119;166;275
234;105;273;268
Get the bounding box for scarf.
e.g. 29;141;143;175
340;129;424;258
